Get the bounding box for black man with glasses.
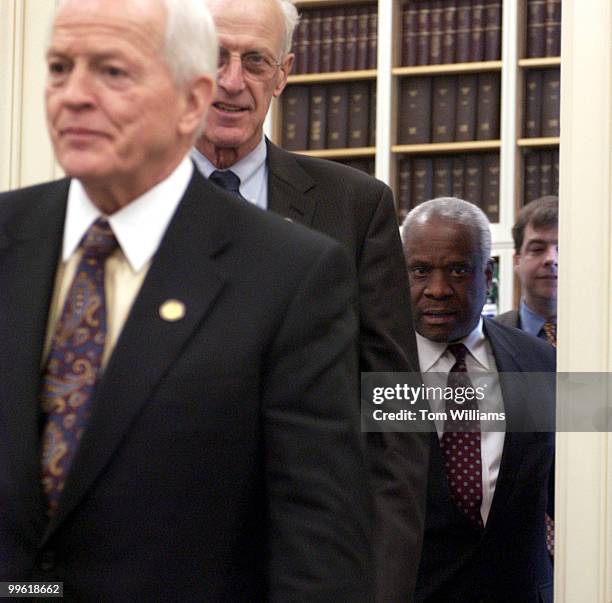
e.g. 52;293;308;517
192;1;429;601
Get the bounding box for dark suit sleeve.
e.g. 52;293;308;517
358;183;429;602
262;240;372;602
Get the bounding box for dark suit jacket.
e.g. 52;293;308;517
0;170;373;601
416;318;556;603
495;309;520;329
266;140;428;601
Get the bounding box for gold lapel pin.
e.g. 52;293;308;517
159;299;186;322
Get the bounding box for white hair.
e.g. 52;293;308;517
274;0;300;57
400;197;492;268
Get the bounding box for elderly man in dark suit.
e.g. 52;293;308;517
400;197;555;603
192;1;428;599
0;0;373;600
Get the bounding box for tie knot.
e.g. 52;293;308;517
209;169;242;196
447;343;469;369
541;321;557;347
80;218;118;260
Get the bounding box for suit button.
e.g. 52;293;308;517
38;550;56;572
283;217;293;223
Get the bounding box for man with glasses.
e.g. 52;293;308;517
192;0;428;600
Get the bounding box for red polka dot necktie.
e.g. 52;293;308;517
40;218;118;515
441;343;484;529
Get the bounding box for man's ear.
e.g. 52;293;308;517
273;52;295;98
178;75;215;137
512;252;520;273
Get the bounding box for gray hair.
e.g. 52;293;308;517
275;0;300;57
400;197;492;268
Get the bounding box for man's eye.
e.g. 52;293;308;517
450;266;469;277
528;246;545;254
409;267;428;278
103;66;127;78
48;61;67;75
244;53;266;65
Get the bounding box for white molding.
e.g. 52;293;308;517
374;0;392;185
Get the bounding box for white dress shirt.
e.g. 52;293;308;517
416;318;506;525
190;137;268;210
44;157;193;368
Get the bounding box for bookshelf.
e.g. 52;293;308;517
269;0;561;314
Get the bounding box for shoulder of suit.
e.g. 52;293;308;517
493;309;519;328
0;178;70;221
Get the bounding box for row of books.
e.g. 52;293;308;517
282;82;376;152
523;149;559;203
526;0;562;58
397;152;500;222
401;0;502;67
523;68;560;138
291;4;378;75
398;73;500;145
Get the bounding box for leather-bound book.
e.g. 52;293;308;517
539;150;553;196
416;3;431;66
544;0;562;57
432;75;457;143
526;0;546;58
456;0;472;63
481;153;500;222
429;0;444;65
398;76;433;144
455;74;477;141
402;3;419;66
484;0;502;61
523;150;541;203
541;68;560;137
356;6;369;70
320;11;333;72
344;7;358;71
433;156;453;198
282;85;310;151
470;0;485;62
442;0;458;64
348;81;370;148
291;18;302;74
308;84;327;150
476;72;500;140
463;154;483;207
397;157;412;222
411;157;434;206
332;8;346;72
452;155;465;198
308;10;322;73
552;148;559;195
327;83;349;148
523;69;543;138
367;9;378;69
369;82;377;146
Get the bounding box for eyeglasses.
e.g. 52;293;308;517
217;47;282;82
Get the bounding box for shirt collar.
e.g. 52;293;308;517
63;157;193;272
416;317;491;371
190;137;267;200
519;299;550;336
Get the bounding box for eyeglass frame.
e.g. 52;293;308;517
217;47;285;82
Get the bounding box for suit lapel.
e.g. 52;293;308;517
42;173;233;542
266;139;318;226
0;181;69;527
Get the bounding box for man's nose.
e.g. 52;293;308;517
544;244;559;266
424;271;452;298
218;55;247;94
60;65;95;108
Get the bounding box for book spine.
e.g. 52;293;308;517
308;84;327;150
442;0;457;64
282;86;310;151
484;0;502;61
452;156;465;198
545;0;562;57
455;74;477;141
399;76;433;144
411;157;434;206
320;12;333;73
526;0;546;58
326;83;349;148
523;150;541;203
369;83;377;146
297;16;310;74
463;154;483;207
541;68;560;137
347;81;370;148
433;156;453;198
332;8;346;72
476;72;500;140
470;0;485;62
402;5;419;67
523;69;543;138
356;7;369;70
397;157;412;223
291;17;301;74
368;9;378;69
539;150;553;196
344;8;358;71
416;4;431;66
429;0;444;65
432;75;457;143
456;0;472;63
552;148;559;195
481;153;500;222
308;11;322;73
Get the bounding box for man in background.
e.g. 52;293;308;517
0;0;372;599
401;197;555;603
496;195;558;347
192;1;428;598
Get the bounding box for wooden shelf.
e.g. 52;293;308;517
517;137;560;148
287;70;377;84
518;57;561;68
392;140;502;155
293;147;375;159
392;61;502;77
